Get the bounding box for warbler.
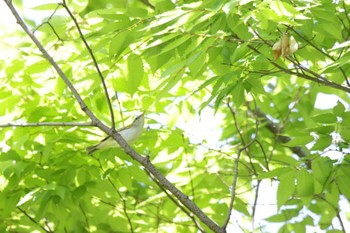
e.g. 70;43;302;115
86;113;144;155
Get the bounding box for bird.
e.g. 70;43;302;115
86;113;145;155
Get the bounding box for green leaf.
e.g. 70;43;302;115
265;209;299;222
31;3;59;11
284;135;314;147
333;101;345;116
230;80;245;107
159;34;192;55
296;168;314;198
277;170;295;209
337;166;350;200
312;113;337;124
311;135;332;151
188;51;207;77
341;111;350;128
109;30;135;58
258;167;294;179
126;54;144;94
67;0;88;13
312;157;333;193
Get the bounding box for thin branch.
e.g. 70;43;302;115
316;195;346;233
251;180;261;230
236;30;350;93
222;100;259;229
197;143;255;173
33;4;63;41
0;122;93;128
60;0;115;129
92;155;135;232
78;203;90;230
108;177;135;233
143;168;206;233
4;2;224;232
254;108;307;158
336;212;346;233
290;28;350;86
182;134;195;202
111;92;125;127
17;207;51;233
255;139;269;171
140;0;155;10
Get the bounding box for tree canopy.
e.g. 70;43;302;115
1;0;350;232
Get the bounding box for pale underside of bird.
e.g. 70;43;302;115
86;113;144;155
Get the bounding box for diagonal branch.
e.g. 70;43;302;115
17;207;52;233
4;1;224;232
60;0;115;129
237;30;350;94
143;168;205;232
291;28;350;87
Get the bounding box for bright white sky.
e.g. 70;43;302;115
1;1;349;232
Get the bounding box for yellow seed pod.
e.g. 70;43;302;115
272;33;298;60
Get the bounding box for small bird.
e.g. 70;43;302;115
86;113;145;155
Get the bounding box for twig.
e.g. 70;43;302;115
92;156;135;232
79;203;90;230
33;4;63;41
255;139;269;171
143;168;206;232
254;107;306;158
111;92;125;127
60;0;115;129
140;0;155;10
4;3;224;232
182;134;196;202
0;122;93;128
290;28;350;87
316;195;347;233
222;100;259;229
108;177;135;233
251;180;261;230
17;207;51;233
236;30;350;93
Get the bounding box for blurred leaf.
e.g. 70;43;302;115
311;135;332;151
296;168;314;198
312;113;337;124
284;135;314;147
333;101;345;116
126;54;144;94
277;170;295;209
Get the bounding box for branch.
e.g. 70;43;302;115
254;108;308;161
237;30;350;93
140;0;155;10
0;122;93;128
34;4;63;41
291;28;350;86
17;207;51;233
251;180;261;230
60;0;115;129
143;168;205;232
4;2;224;232
92;156;135;232
107;177;135;233
222;100;259;229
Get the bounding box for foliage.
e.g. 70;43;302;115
1;0;350;232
